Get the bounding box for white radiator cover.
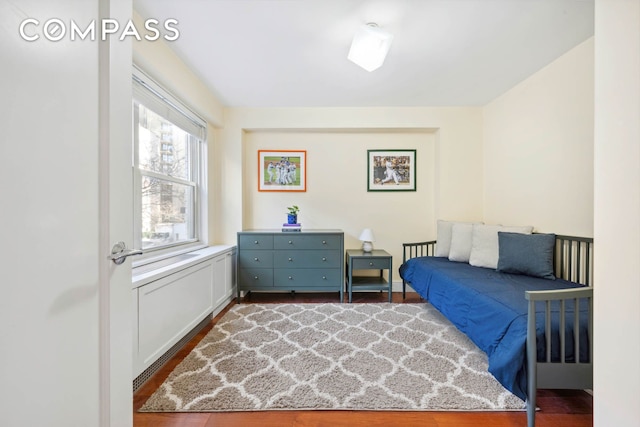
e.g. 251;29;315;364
132;246;235;378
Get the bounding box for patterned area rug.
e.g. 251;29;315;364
140;303;525;412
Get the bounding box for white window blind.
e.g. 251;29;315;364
132;68;206;140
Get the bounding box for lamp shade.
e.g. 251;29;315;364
347;23;393;72
359;228;376;242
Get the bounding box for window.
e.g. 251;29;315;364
133;69;207;257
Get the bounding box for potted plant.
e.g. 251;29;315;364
287;205;299;224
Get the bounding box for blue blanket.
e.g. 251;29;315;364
399;256;589;401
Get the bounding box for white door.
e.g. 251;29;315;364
0;1;133;426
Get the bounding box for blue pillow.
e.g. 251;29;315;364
497;232;556;280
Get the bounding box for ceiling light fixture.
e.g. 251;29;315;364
347;23;394;72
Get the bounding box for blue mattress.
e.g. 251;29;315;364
399;256;589;401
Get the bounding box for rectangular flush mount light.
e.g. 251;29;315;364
348;23;393;72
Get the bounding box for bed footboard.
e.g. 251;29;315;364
402;240;436;298
525;286;593;427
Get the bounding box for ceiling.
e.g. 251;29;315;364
133;0;594;108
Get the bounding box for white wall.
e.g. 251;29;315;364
218;107;484;280
593;1;640;426
483;38;594;235
132;11;223;128
244;129;435;274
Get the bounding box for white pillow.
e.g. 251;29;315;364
469;224;534;269
448;223;475;262
436;220;481;257
435;220;454;257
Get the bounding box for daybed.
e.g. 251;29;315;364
399;224;593;427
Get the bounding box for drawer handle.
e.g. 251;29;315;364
322;240;326;244
322;257;327;261
288;276;293;280
254;240;259;244
369;262;374;266
288;240;293;244
254;257;259;261
288;257;293;262
322;276;326;280
253;276;259;280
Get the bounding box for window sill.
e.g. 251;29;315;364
132;244;235;289
133;241;205;267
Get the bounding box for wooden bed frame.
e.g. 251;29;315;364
401;235;593;427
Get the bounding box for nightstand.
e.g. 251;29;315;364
345;249;393;303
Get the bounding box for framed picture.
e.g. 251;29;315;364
367;149;416;191
258;150;307;192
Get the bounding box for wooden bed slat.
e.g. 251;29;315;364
560;299;566;363
555;235;593;286
574;297;580;364
545;301;551;362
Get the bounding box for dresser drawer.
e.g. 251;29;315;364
274;234;341;250
238;234;274;250
238;268;273;288
238;250;273;268
352;257;392;270
274;269;342;287
273;250;341;269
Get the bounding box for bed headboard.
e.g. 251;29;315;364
402;240;437;263
402;234;594;286
554;235;593;286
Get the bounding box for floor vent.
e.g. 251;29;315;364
133;314;212;393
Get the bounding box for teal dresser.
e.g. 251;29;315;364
237;229;344;302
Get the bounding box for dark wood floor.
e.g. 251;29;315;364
133;292;593;427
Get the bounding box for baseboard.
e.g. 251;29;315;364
392;280;417;293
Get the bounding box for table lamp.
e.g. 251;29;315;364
359;228;376;252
